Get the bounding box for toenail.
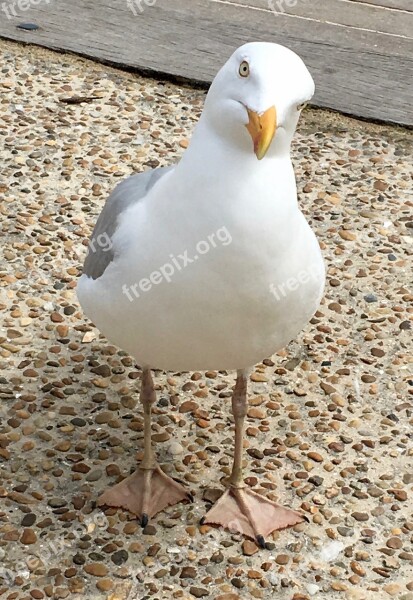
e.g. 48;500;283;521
141;513;149;528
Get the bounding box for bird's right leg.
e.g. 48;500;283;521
98;367;191;526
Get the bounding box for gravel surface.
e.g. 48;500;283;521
0;39;412;600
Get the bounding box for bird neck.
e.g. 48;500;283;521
177;116;295;188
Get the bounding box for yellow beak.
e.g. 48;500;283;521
245;106;277;160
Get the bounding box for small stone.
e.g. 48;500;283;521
180;566;197;578
242;540;258;556
143;524;157;535
308;475;323;486
189;587;209;598
350;561;366;577
21;529;37;544
250;372;268;383
84;563;108;577
96;579;114;592
147;543;161;557
155;568;168;578
86;469;103;482
374;180;388;191
51;311;64;323
91;364;111;377
167;441;184;455
383;584;402;596
352;512;369;522
247;407;266;419
129;542;144;553
399;552;413;561
386;537;402;549
339;229;356;241
337;526;353;537
307;451;323;462
82;331;96;343
247;569;261;579
93;378;109;389
368;486;384;498
111;550;128;565
179;400;198;413
211;551;224;563
331;582;348;592
21;513;36;526
152;432;170;442
48;497;67;508
390;489;407;501
319;541;344;562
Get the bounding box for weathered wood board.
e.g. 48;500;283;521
0;0;412;125
350;0;412;11
228;0;412;36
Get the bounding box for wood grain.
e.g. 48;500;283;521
0;0;412;125
221;0;413;36
349;0;412;11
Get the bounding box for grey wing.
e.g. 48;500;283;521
82;165;174;280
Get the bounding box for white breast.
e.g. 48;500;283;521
77;158;325;372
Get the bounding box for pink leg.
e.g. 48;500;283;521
98;368;191;525
203;370;304;546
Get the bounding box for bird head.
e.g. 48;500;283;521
203;42;315;160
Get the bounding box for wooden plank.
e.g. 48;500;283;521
350;0;412;11
0;0;412;126
223;0;413;37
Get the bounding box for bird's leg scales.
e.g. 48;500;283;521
98;368;190;524
203;370;304;544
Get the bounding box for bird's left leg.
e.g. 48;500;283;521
202;369;304;546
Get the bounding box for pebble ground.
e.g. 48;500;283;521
0;39;412;600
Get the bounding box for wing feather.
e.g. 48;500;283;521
82;165;174;280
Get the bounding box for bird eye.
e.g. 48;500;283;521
239;61;250;78
297;101;309;111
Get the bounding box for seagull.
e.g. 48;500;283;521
77;42;325;546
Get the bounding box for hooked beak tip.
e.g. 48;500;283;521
245;105;277;160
